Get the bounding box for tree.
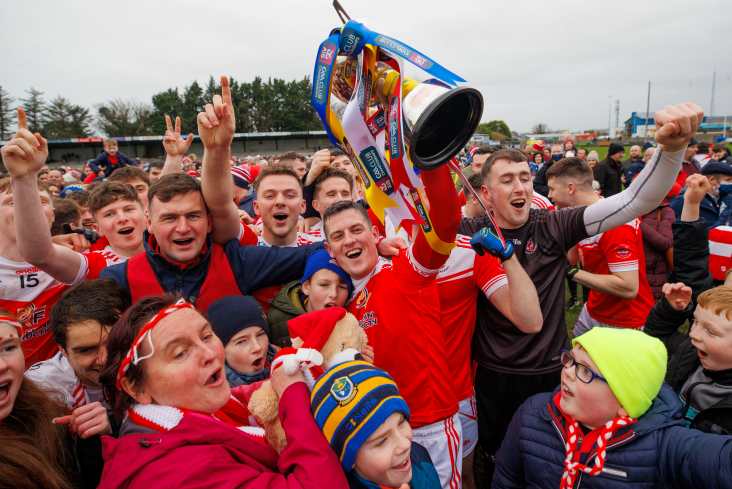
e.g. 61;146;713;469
532;123;549;134
97;99;155;136
20;87;46;133
181;81;204;133
42;96;92;138
0;85;15;140
478;120;511;139
150;88;184;134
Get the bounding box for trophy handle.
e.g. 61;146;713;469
332;0;351;23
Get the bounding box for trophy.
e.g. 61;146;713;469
312;1;499;240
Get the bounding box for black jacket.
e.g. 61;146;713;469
593;157;623;196
644;219;732;435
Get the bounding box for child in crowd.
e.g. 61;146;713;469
268;248;353;346
207;295;277;387
311;360;441;489
493;327;732;488
86;139;135;182
644;173;732;434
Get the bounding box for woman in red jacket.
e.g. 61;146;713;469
97;295;348;489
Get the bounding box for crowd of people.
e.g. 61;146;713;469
0;81;731;489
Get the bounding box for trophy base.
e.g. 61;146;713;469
405;86;483;170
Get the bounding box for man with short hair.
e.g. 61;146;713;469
108;166;150;208
148;159;164;183
576;147;587;161
624;144;647;184
307;167;354;240
251;166;315;247
594;142;625;196
466;145;492;179
458;102;703;485
322;159;465;488
547;157;655;335
277;151;308;180
26;278;127;419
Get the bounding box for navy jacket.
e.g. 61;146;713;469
493;386;732;488
348;442;441;489
100;233;323;304
89;151;135;178
670;185;732;229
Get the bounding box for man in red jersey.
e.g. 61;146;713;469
547;157;654;335
322;164;463;489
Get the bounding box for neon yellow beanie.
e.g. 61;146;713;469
572;327;667;418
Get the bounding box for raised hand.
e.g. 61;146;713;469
470;227;514;261
662;282;692;311
197;75;236;151
654;103;704;152
683;174;712;205
0;108;48;178
163;115;193;157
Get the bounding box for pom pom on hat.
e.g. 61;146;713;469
572;328;667;418
287;307;348;351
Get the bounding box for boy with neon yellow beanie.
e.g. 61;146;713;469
311;360;441;489
493;327;732;489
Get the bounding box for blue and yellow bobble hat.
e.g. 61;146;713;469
310;360;410;471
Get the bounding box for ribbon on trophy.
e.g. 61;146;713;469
311;15;498;248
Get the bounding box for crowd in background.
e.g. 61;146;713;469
1;94;732;489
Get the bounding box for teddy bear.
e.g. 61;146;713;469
247;307;369;452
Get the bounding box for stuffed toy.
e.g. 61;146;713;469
247;307;369;452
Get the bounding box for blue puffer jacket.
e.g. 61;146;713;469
493;385;732;488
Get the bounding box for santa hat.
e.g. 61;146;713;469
287;307;348;351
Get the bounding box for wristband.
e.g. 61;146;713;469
567;265;581;280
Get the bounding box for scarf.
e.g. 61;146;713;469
225;345;276;387
553;393;636;489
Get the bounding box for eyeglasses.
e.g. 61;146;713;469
560;351;608;385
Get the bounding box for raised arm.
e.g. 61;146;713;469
1;108;85;284
583;103;704;236
411;165;460;271
198;75;241;244
160;114;193;176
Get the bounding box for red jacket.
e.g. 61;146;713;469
98;383;348;489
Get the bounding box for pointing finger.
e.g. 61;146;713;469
17;107;27;130
221;75;232;106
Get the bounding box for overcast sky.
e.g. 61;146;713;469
1;0;730;133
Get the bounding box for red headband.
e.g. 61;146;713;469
115;300;195;389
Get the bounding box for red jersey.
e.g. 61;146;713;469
82;247;126;279
709;225;732;281
436;235;507;400
0;257;75;365
577;220;654;327
348;250;458;428
531;192;555;211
